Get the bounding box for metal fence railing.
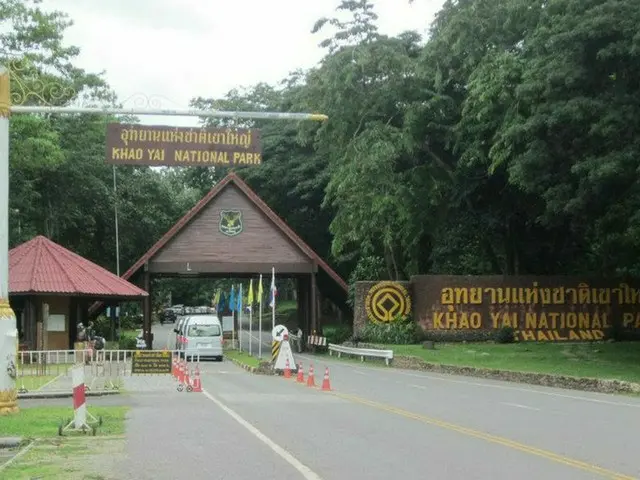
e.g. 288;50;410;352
16;349;198;394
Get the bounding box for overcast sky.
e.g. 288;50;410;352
40;0;443;126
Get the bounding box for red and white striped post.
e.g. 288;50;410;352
72;364;87;428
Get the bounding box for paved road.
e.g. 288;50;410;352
123;321;640;478
238;329;640;478
153;321;178;350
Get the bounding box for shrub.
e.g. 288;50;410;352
421;330;494;342
323;325;352;345
359;316;422;345
92;315;112;339
495;326;516;344
118;336;137;350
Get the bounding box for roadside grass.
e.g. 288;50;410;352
0;406;128;439
332;342;640;383
1;436;125;479
225;349;261;368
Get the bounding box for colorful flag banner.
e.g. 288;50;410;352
229;285;236;313
247;279;254;312
258;274;263;358
269;267;277;331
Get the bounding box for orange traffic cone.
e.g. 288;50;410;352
307;364;315;387
178;359;185;384
296;363;305;383
184;367;192;389
284;358;291;378
321;366;331;391
192;365;203;393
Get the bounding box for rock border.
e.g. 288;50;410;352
392;355;640;395
226;356;275;375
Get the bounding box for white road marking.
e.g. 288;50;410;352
203;388;324;480
501;402;541;412
352;370;368;376
396;372;640;409
246;332;640;409
298;353;640;409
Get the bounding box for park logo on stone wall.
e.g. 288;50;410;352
365;281;412;324
105;123;262;167
219;210;243;237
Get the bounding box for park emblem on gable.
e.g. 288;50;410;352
365;281;412;323
219;210;243;237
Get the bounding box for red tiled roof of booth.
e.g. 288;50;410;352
9;236;148;298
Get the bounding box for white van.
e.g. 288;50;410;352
180;315;223;361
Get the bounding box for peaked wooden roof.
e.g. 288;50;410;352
122;171;348;290
10;236;148;298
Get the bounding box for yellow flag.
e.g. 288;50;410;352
248;279;254;305
257;275;263;302
212;289;220;307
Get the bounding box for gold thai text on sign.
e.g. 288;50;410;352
131;350;172;374
105;124;262;167
427;281;640;342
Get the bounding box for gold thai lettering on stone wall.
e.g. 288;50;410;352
431;283;640;341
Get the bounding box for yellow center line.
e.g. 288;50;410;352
332;391;637;480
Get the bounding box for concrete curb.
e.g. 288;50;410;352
18;390;121;400
392;355;640;395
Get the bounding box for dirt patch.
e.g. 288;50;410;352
392;355;640;395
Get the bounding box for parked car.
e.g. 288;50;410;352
160;308;177;325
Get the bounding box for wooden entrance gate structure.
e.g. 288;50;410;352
94;172;349;347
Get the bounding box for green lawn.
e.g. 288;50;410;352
383;342;640;383
225;349;261;368
0;406;128;438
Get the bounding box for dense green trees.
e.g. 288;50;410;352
5;0;640;308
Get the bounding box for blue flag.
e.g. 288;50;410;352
236;283;243;312
217;291;226;313
229;285;236;312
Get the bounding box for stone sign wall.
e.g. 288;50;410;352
354;276;640;341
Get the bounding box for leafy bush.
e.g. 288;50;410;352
421;330;494;342
359;316;422;345
495;326;516;344
118;335;137;350
92;315;112;339
323;324;352;345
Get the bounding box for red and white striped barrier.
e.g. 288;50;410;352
72;364;87;428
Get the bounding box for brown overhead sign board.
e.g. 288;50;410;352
105;123;262;167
